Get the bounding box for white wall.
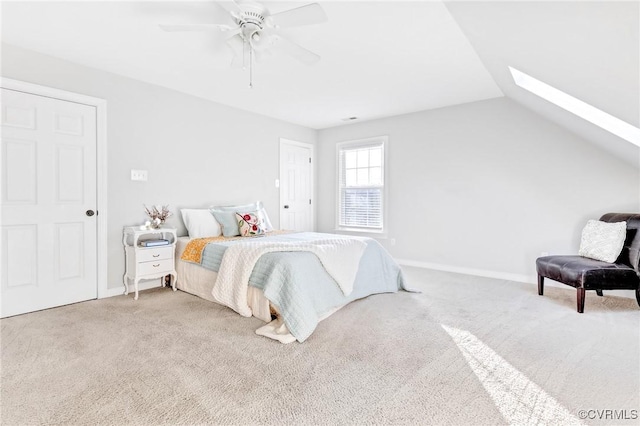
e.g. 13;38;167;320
1;44;316;291
317;97;639;281
3;43;638;294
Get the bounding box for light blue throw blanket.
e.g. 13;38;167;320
195;232;407;342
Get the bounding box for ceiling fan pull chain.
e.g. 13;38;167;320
249;48;252;88
242;39;246;70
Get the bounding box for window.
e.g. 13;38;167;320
509;66;640;147
337;137;386;232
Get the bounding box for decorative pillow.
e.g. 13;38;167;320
236;211;267;236
180;209;222;238
210;201;273;237
578;220;626;263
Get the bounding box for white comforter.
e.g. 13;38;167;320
211;238;367;317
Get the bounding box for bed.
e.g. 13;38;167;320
175;204;408;343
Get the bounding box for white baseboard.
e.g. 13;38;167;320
104;280;167;298
395;258;637;300
395;258;537;284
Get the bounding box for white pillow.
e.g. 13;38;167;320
210;201;273;237
180;209;222;238
578;220;626;263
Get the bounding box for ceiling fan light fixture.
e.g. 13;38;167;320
160;1;327;88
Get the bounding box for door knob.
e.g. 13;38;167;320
86;210;95;217
284;205;289;209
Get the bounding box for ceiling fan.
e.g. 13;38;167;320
160;1;328;88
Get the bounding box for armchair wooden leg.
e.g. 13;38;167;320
538;275;544;296
596;290;603;297
577;288;585;313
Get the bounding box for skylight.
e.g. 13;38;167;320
509;66;640;148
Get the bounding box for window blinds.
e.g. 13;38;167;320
338;142;384;230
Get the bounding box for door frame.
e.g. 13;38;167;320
279;138;315;231
1;77;109;299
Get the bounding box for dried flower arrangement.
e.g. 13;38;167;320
144;205;172;228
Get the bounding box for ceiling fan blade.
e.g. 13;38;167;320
159;24;231;32
271;35;320;65
230;53;243;69
225;27;242;39
253;49;266;64
270;3;327;28
214;0;243;17
226;35;245;68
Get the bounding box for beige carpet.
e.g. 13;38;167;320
1;267;638;425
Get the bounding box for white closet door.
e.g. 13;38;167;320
1;88;98;317
280;141;312;231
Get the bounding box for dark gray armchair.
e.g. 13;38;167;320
536;213;640;313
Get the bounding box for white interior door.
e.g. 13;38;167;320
279;140;313;231
1;88;98;317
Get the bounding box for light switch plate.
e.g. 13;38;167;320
131;169;148;181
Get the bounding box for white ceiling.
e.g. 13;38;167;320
2;1;638;165
1;0;504;129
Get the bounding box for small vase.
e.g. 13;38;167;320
150;218;163;229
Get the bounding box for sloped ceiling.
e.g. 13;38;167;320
2;1;638;165
445;1;640;166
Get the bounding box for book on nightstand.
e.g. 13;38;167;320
140;239;170;247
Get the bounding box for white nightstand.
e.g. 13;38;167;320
123;226;178;300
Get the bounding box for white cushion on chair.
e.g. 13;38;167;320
578;220;626;263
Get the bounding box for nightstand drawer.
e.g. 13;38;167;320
137;246;173;263
138;258;173;276
123;226;178;300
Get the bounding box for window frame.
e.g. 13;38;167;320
335;136;388;235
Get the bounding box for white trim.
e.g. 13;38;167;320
0;77;109;299
106;280;167;298
279;138;315;231
335;227;385;234
335;135;389;235
107;286;127;298
395;258;536;284
1;78;104;107
396;258;637;300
